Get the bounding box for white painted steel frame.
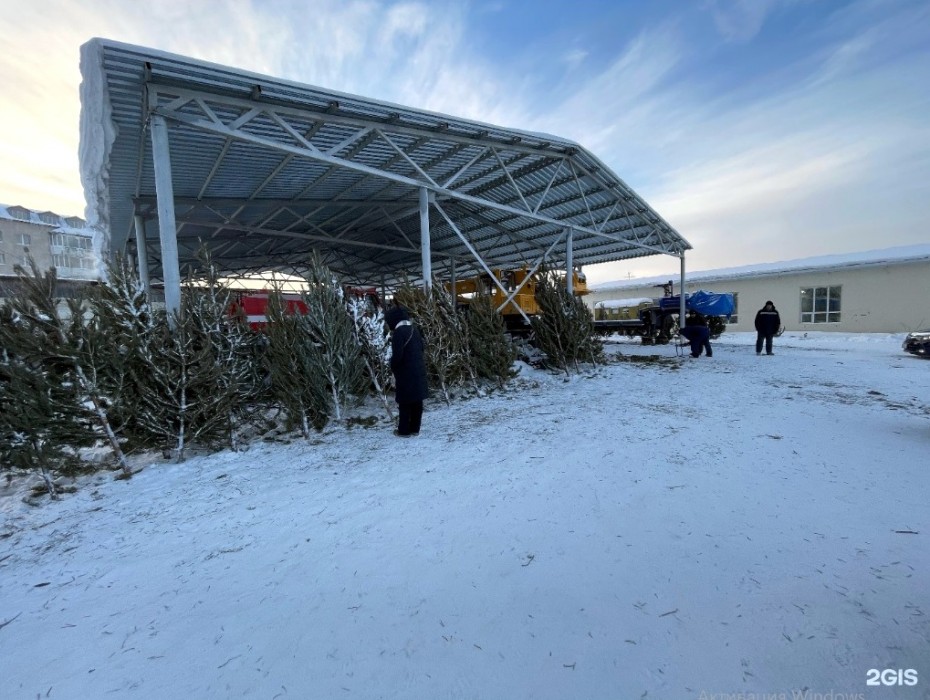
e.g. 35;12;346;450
81;35;690;314
146;90;676;253
140;82;686;277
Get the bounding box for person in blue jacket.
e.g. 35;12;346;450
679;312;713;358
754;300;781;355
384;306;429;437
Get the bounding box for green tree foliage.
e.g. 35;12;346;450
394;281;477;404
300;255;367;421
348;297;394;419
530;270;603;372
0;265;98;496
263;288;331;438
181;249;263;450
87;254;158;450
464;293;517;388
129;252;261;461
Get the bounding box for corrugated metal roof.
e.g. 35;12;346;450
80;38;690;286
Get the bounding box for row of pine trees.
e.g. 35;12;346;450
1;252;599;498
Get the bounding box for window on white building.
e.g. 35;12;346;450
38;212;59;225
8;207;30;220
800;286;841;323
0;252;6;265
18;233;31;246
52;233;93;250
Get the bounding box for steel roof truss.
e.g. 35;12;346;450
491;147;531;213
433;200;536;326
376;129;438;187
533;160;565;215
441;146;491;189
568;160;597;229
197;138;232;199
156;102;650;248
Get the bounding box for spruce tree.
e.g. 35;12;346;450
87;254;157;450
300;254;366;421
0;292;92;497
1;261;130;476
530;270;603;372
394;280;477;404
348;297;394;419
263;289;331;438
181;248;262;450
465;293;517;388
130;261;258;461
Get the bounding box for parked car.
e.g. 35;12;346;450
902;329;930;357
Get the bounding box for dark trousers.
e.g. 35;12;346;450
681;327;712;357
397;401;423;435
756;332;774;354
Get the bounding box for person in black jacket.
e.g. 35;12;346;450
754;300;781;355
384;306;429;437
679;312;713;358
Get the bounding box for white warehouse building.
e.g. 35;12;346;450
587;245;930;334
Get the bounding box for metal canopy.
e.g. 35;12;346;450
81;38;690;288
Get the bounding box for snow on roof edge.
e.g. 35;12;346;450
593;244;930;292
83;37;577;149
78;40;116;281
1;203;89;230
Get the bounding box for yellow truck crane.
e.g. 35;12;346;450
446;266;590;331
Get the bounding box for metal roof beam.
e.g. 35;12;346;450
153;103;676;255
148;81;578;161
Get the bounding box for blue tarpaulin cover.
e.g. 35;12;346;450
658;291;735;318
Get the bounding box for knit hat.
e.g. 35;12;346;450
384;306;409;330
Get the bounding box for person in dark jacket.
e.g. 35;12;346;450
754;300;781;355
679;312;713;358
384;306;429;437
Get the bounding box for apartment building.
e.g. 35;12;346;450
0;203;100;293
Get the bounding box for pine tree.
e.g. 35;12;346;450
348;297;394;419
299;254;367;421
181;247;262;450
129;265;257;461
465;293;517;388
263;289;331;438
87;254;157;450
394;280;477;404
0;290;93;497
1;261;130;476
531;270;603;372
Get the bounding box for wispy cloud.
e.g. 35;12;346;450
561;49;589;71
553;0;930;281
0;0;522;214
701;0;787;42
0;0;927;283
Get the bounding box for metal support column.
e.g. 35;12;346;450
132;214;150;294
679;252;687;329
566;228;574;295
419;186;431;292
150;114;182;321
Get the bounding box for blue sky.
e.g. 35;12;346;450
1;0;928;282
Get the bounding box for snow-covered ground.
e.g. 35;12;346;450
2;332;928;700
